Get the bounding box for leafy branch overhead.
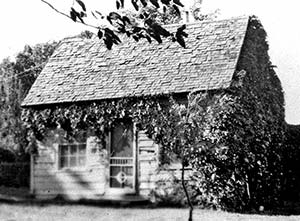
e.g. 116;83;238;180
41;0;188;49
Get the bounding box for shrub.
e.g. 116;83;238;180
0;148;16;162
281;124;300;202
0;163;30;187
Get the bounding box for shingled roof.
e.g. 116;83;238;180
22;16;249;107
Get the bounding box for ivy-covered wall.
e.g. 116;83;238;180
234;16;285;208
189;16;285;210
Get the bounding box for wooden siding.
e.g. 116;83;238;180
32;130;108;200
32;128;190;200
137;130;159;196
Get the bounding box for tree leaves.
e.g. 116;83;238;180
116;0;124;10
116;1;121;10
103;28;122;50
70;1;87;23
145;35;152;43
177;24;186;34
131;0;139;11
107;12;122;25
70;8;77;22
97;29;103;39
175;24;188;48
147;29;162;43
172;4;180;16
127;0;185;13
152;23;171;37
95;10;104;19
116;0;125;9
122;16;131;25
150;0;160;8
161;0;171;5
143;19;171;44
75;0;86;12
70;7;85;23
67;0;187;49
173;0;184;7
140;0;148;7
44;0;189;49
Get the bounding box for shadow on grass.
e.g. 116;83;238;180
0;196;152;209
1;187;300;216
2;196;300;217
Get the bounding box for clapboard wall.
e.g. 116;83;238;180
31;129;107;200
137;130;159;196
31;128;185;200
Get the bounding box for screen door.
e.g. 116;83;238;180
109;122;135;192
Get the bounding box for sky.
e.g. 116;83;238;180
0;0;299;124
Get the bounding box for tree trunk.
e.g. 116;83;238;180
181;161;193;221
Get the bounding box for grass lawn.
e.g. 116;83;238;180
0;204;300;221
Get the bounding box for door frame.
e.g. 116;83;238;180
107;122;138;195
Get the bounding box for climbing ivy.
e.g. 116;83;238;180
21;95;168;153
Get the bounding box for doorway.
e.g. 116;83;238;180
109;121;136;194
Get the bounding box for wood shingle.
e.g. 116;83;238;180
22;16;249;107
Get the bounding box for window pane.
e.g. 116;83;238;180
60;145;69;156
70;145;77;155
110;178;121;188
110;166;121;176
111;123;133;157
60;156;68;168
70;156;77;167
79;144;86;154
59;143;86;169
78;156;86;166
123;166;133;176
125;177;133;188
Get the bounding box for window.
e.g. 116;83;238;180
59;143;86;169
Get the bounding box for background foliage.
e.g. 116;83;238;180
0;163;29;187
0;42;57;160
282;124;300;202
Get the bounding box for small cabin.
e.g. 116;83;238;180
22;16;251;200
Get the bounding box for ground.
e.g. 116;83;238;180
1;187;300;221
0;204;300;221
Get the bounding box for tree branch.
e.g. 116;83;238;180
40;0;99;29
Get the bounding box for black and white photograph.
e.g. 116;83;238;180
0;0;299;220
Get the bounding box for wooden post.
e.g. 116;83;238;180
30;154;35;195
133;123;139;195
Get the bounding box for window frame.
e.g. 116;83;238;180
58;142;87;169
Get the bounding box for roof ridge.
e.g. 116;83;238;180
58;15;250;44
163;15;250;28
